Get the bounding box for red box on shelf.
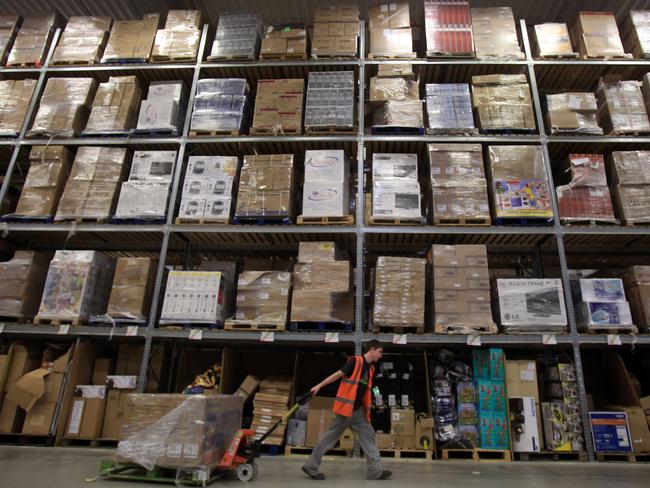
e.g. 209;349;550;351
425;0;474;57
557;185;616;222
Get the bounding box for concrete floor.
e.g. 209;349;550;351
1;446;650;487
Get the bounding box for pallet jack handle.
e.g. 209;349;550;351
253;392;314;448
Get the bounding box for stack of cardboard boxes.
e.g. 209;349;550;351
105;257;157;322
571;11;629;59
596;76;650;135
487;145;553;221
304;71;355;131
235;154;295;222
51;16;112;65
545;92;603;135
0;79;37;136
160;271;227;326
208;12;262;61
120;393;186;439
369;68;422;131
301;150;350;219
623;266;650;333
556;154;617;223
371;153;422;222
506;360;543;453
13;146;72;219
391;408;417;449
457;380;479;446
290;241;352;324
101;13;161;63
372;256;426;332
474;349;509;450
609;150;650;225
428;144;490;225
0;15;20;65
625;11;650;58
311;4;359;58
471;74;535;132
190;78;249;134
234;271;292;326
431;244;495;334
424;0;474;57
368;2;413;58
251;378;292;445
251;79;304;135
151;10;201;63
260;24;307;59
495;279;568;333
83;76;142;135
55;147;128;221
0;251;50;320
533;23;577;58
425;83;476;134
178;156;238;223
136;81;186;135
470;7;524;60
541;362;584;452
7;12;59;66
35;251;115;324
114;150;177;221
28;77;97;137
305;396;334;447
572;278;635;333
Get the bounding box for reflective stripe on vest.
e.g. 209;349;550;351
333;356;374;421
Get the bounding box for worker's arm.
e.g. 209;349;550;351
310;370;344;396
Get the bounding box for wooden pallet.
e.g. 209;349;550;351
305;126;357;135
150;55;196;64
607;129;650;137
584;325;639;334
297;215;354;226
175;217;229;225
581;53;633;60
435;324;498;335
442;449;512;462
224;319;286;331
562;219;620;226
550;129;605;136
249;127;302;136
54;217;110;225
6;61;43;68
259;53;308;60
622;220;650;227
434;217;491;227
188;129;242;137
33;317;83;326
100;58;148;65
207;54;257;62
51;59;98;66
368;215;426;226
310;53;357;60
370;324;424;334
515;451;587;462
480;128;536;135
426;51;474;58
378;448;433;460
426;128;479;136
285;446;352;458
538;53;580;59
368;52;417;60
596;452;650;462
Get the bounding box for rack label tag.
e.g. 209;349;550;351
607;334;622;346
260;331;275;342
58;324;70;335
392;334;407;345
467;335;482;346
542;334;557;345
325;332;339;343
126;326;139;337
189;329;203;341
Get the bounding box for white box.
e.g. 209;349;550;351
496;279;568;326
129;150;177;182
372;180;422;218
575;278;626;302
187;156;238;177
204;197;232;221
147;80;185;104
178;197;206;220
302;180;349;217
207;177;235;197
161;271;225;324
183;177;210;197
577;301;633;326
137;99;179;131
114;181;170;219
372;153;419;181
509;397;541;453
304;150;347;182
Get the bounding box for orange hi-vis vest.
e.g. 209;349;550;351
333;355;374;421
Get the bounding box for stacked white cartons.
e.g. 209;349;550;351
178;156;239;223
114;150;177;221
136;80;186;134
301;150;349;218
573;278;636;333
160;271;226;326
371;153;422;220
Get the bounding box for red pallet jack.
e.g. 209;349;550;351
93;392;314;485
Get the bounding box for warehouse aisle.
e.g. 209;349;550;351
1;446;650;488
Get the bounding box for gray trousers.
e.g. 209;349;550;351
303;408;384;479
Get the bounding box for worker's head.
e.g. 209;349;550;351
363;340;384;363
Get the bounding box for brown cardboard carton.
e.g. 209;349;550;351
261;38;287;55
391;408;416;436
311;36;335;54
608;151;650;186
287;39;307;55
290;290;354;323
0;251;51;319
375;432;394;449
613;184;650;225
85;76;142;133
369;28;413;57
306;396;335;446
297;242;341;263
572;12;626;59
368;3;410;29
106;257;157;320
628;285;650;331
623;406;650;452
339;428;355;449
470;7;524;59
534;23;575;57
415;416;435;450
293;262;350;292
92;358;112;385
102;388;134;439
121;393;187;438
115;344;142;376
21;401;57;435
235;375;261;403
334;36;357;54
0;79;37;136
596;76;650;135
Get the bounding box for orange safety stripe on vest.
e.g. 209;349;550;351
333;355;374;421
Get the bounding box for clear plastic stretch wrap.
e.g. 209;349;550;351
0;79;37;136
85;76;142;134
235;271;291;323
151;10;201;61
608;151;650;185
369;28;413;57
29;77;97;137
369;77;419;102
304;71;355;129
209;12;262;60
470;7;524;60
573;11;627;59
471;74;535;131
7;12;57;66
596;77;650;134
51;16;112;65
14;146;72;217
235;154;294;219
428;144;485;187
101;14;160;63
613;185;650;224
292;262;350;292
533;23;575;58
160;271;227;325
424;0;473;57
546;92;603;135
0;251;50;319
251;79;304;134
373;256;426;328
190;78;249;133
114;181;170;219
629;11;650;58
432;187;491;222
0;15;20;65
55;147;127;221
105;257;156;321
36;250;115;322
372;153;422;220
290;290;354;323
425;84;475;133
117;394;243;470
372;100;423;128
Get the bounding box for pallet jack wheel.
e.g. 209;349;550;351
235;462;258;482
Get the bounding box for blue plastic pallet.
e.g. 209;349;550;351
289;321;353;332
0;215;54;224
110;217;166;225
370;126;424;136
232;216;292;225
494;217;554;226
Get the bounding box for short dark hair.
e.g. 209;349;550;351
364;340;384;353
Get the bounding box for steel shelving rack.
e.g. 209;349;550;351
0;14;649;461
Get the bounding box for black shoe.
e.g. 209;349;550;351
302;466;326;480
379;470;392;480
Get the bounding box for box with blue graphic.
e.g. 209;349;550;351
589;411;632;453
577;301;633;327
574;278;626;302
479;412;510;450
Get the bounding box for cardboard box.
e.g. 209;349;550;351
234;271;291;323
0;251;51;319
391;408;415;436
106;257;156;320
235;375;260;403
297;242;341;263
425;83;475;132
596;77;650;135
546;92;603;135
622;406;650;452
373;257;426;328
369;3;410;29
339;428;355;449
375;432;394;449
612;184;650;225
415;416;434;450
534;23;575;57
0;79;38;136
470;7;524;59
628;11;650;58
369;28;413;57
102;388;133;439
152;28;200;62
293;262;350;292
302;180;349;218
473;349;505;382
577;301;633;327
628;285;650;331
495;279;568;332
509;397;541;452
608;151;650;186
574;278;626;302
101;14;161;63
65;387;106;439
290;290;353;323
472;75;535;131
589;411;632;453
306;396;334;446
92;358;111;385
160;271;226;325
370;77;419;103
251;79;304;134
572;12;626;59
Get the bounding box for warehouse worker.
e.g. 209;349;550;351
302;340;391;481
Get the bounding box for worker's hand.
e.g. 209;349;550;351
310;384;321;396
